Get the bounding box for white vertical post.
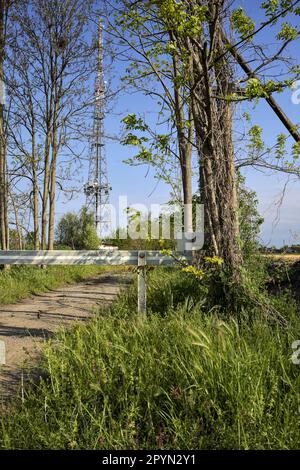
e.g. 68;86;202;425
0;340;5;365
138;251;147;315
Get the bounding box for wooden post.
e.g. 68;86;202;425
138;251;147;315
0;340;5;365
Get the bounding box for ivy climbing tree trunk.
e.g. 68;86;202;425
184;2;243;278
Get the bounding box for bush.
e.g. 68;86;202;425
79;224;100;250
56;207;100;249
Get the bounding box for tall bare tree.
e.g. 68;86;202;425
7;0;99;249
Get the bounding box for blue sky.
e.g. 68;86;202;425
239;0;300;246
56;0;300;247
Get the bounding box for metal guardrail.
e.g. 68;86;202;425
0;250;192;366
0;250;189;266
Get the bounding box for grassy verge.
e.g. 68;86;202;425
0;265;114;305
0;268;299;449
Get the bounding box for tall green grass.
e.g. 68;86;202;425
0;268;299;449
0;265;112;304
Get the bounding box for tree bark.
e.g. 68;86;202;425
47;124;57;250
188;5;243;276
48;66;61;250
31;129;40;249
41;131;50;249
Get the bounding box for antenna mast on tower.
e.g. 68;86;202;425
84;20;111;240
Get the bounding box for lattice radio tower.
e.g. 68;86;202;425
84;21;111;240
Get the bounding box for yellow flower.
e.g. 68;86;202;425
204;256;223;266
182;266;205;279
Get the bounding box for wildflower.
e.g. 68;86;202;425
182;265;205;279
204;256;223;266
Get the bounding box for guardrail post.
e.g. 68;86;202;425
0;340;5;365
138;251;147;315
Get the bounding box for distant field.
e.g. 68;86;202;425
263;253;300;261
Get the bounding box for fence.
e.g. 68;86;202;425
0;249;192;365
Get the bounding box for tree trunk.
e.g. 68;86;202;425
41;129;51;249
172;52;194;233
47;98;59;250
32;132;40;249
189;12;243;277
47;150;57;250
11;191;23;249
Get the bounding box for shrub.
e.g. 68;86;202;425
56;207;100;250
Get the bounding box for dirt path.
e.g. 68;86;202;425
0;272;131;400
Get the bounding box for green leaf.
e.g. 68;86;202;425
277;22;299;41
248;125;264;152
231;7;255;40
